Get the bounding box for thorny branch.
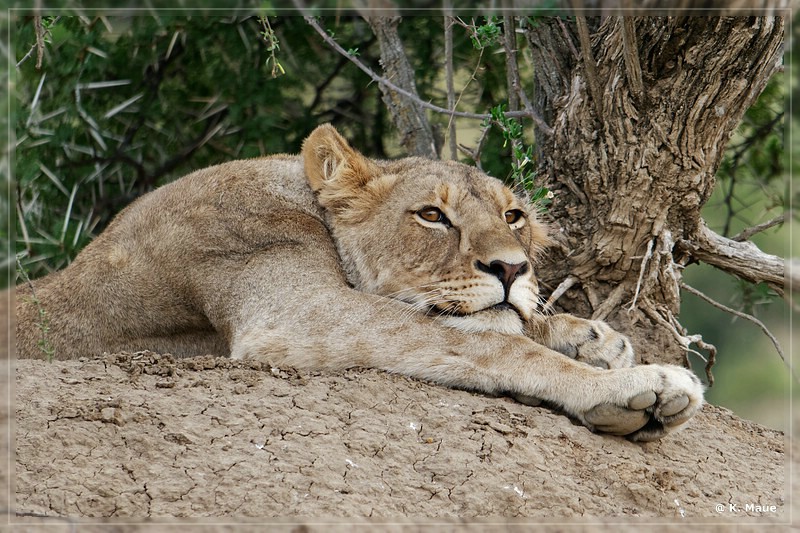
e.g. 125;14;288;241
34;16;45;69
16;16;61;70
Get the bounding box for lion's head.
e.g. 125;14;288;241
302;124;551;336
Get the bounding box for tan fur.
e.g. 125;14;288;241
16;124;704;441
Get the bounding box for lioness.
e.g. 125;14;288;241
16;124;703;441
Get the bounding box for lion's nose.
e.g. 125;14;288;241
476;259;529;296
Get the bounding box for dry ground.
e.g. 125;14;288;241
6;351;794;530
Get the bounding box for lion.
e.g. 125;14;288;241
15;124;704;441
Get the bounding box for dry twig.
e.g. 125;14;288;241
628;238;654;311
640;301;717;385
457;122;491;169
731;213;787;242
680;281;796;383
542;276;578;313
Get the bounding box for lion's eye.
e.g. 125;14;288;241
504;209;525;225
417;207;450;226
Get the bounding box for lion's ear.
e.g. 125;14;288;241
302;124;377;195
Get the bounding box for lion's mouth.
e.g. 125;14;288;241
429;300;527;336
432;301;525;321
489;302;515;312
487;302;527;323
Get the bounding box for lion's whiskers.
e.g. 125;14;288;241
365;283;469;329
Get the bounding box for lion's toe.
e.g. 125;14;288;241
627;390;657;410
585;403;650;435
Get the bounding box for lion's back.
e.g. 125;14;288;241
15;154;332;360
137;154;320;223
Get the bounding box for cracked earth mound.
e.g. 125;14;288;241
14;351;787;520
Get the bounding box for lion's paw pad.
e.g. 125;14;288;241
584;403;649;435
628;391;657;410
582;365;704;442
659;394;691;420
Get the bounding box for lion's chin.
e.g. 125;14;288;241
437;308;525;336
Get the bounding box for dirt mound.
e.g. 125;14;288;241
12;351;788;524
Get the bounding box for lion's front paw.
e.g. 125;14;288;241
580;364;704;441
537;315;635;369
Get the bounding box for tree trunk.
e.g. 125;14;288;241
365;16;438;158
525;17;784;367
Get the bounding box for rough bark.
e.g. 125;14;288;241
365;16;438;158
525;16;785;366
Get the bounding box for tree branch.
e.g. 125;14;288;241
457;122;491;170
721;110;784;237
640;300;717;385
309;52;356;112
678;221;792;295
680;281;796;383
444;15;457;160
556;17;579;61
503;14;520;116
364;15;437;158
301;15;552;129
575;16;604;118
34;15;45;69
502;14;522;167
590;282;628;321
731;212;786;242
498;13;556;139
17;16;61;70
628;237;654;311
621;17;643;102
